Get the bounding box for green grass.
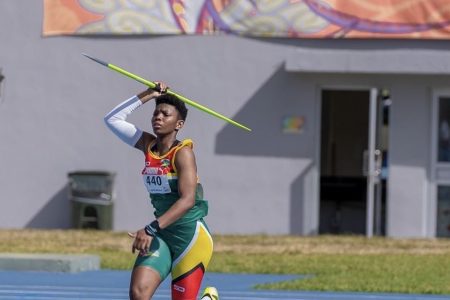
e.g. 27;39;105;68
210;253;450;294
0;230;449;294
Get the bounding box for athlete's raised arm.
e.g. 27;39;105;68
103;83;168;152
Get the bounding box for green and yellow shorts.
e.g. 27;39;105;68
134;219;213;300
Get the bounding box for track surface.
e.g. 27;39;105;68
0;271;448;300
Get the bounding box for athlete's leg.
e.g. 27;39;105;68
169;221;214;300
130;236;172;300
129;266;161;300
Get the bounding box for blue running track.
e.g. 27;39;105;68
0;270;448;300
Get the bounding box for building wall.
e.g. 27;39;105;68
387;78;429;237
2;1;449;237
387;76;450;238
290;73;448;238
0;1;316;234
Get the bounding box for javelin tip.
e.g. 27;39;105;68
82;53;109;67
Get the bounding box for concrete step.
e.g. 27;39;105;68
0;253;100;273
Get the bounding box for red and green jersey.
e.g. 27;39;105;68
142;139;208;227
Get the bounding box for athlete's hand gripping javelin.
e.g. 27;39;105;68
135;82;169;104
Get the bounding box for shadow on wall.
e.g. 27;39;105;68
26;185;72;229
290;162;317;235
216;64;312;158
215;65;316;235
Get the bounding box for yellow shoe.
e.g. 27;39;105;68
200;286;219;300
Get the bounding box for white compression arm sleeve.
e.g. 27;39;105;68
104;95;144;146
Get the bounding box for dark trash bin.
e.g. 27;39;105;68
68;171;115;230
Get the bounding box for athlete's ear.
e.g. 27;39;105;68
175;120;184;131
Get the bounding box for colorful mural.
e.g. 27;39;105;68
43;0;450;39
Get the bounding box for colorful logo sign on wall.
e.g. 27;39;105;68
43;0;450;39
282;116;305;134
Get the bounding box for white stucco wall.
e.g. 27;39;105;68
0;1;316;234
2;1;450;237
386;76;450;238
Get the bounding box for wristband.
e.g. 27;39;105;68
144;220;160;237
150;220;161;232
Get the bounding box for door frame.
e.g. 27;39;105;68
429;88;450;237
316;85;383;237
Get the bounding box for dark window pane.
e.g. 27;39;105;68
437;186;450;237
438;97;450;162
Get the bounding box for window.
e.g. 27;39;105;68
433;93;450;237
437;97;450;162
437;186;450;237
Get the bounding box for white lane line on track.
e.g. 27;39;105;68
0;289;307;300
0;285;126;292
0;289;128;297
0;291;322;300
0;285;447;300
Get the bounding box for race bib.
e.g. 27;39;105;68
143;174;171;194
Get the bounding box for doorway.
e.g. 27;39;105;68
319;89;389;235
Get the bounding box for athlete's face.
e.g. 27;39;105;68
152;103;184;135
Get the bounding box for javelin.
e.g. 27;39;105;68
82;53;251;132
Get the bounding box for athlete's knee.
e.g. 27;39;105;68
129;282;152;300
129;265;162;300
130;275;158;300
